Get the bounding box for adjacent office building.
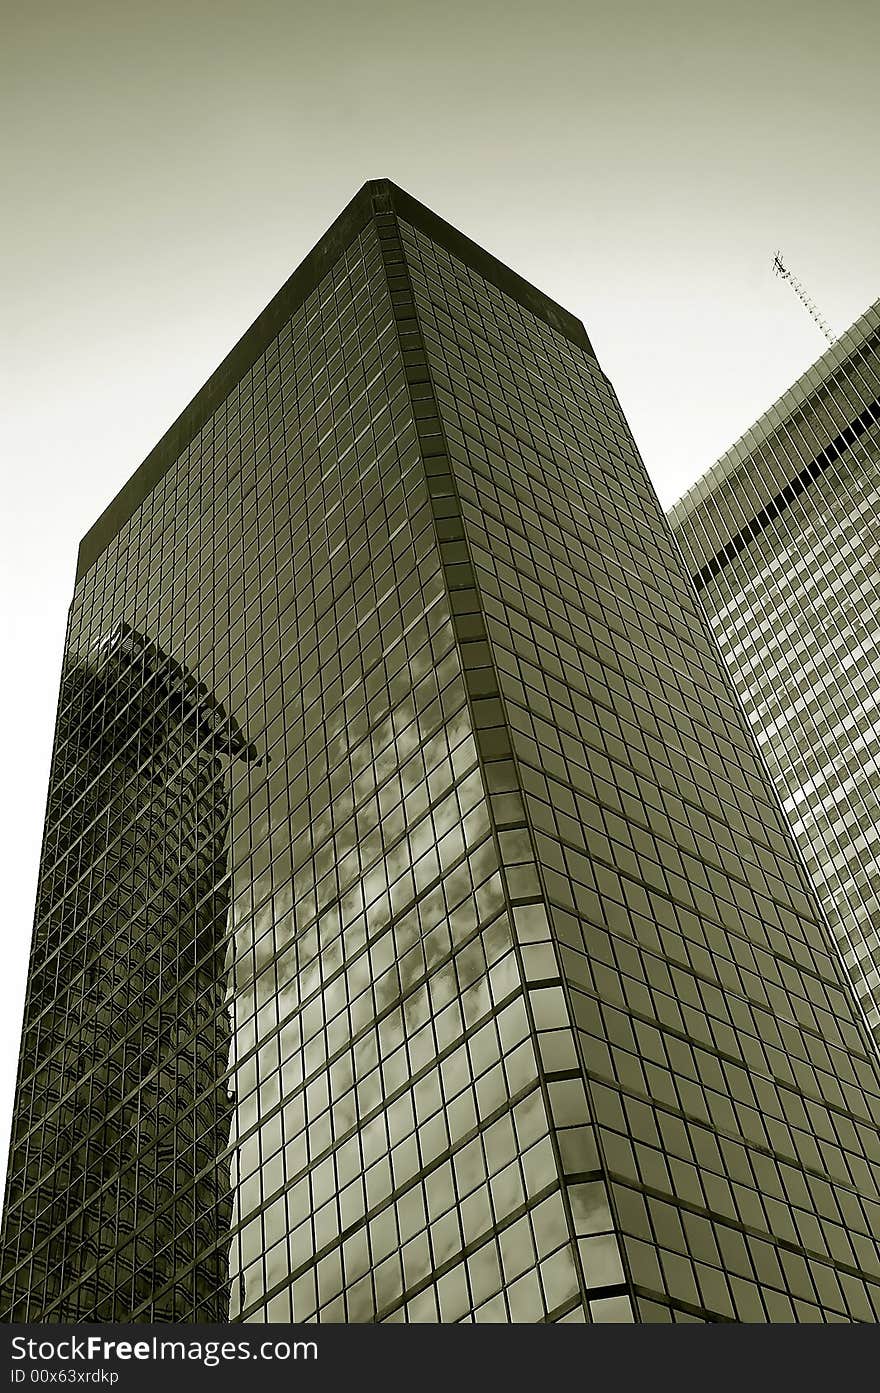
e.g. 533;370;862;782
670;303;880;1041
4;184;880;1324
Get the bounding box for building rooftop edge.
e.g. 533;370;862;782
668;296;880;527
75;178;594;582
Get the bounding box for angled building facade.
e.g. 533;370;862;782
4;185;880;1324
669;302;880;1040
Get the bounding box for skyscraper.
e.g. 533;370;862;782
4;183;880;1324
669;302;880;1040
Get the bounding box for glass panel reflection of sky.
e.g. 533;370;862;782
8;194;880;1325
224;625;542;1319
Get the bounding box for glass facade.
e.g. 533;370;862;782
669;303;880;1039
2;620;256;1319
3;183;880;1324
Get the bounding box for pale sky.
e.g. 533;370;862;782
1;0;877;1188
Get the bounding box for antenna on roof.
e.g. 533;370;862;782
772;251;837;346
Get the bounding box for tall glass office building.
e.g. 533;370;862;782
670;303;880;1041
4;184;880;1324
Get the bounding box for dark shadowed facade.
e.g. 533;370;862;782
4;183;880;1323
0;622;255;1319
669;302;880;1042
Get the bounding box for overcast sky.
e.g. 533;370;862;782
1;0;877;1187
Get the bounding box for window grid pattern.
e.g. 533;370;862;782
401;225;880;1322
3;190;880;1325
670;309;880;1040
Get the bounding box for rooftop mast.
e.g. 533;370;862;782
772;251;837;345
